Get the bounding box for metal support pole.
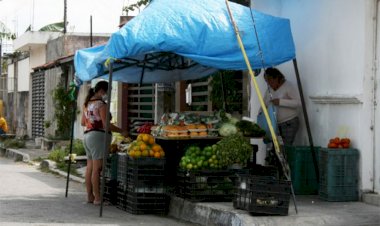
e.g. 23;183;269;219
219;73;227;111
99;63;113;217
65;93;77;197
292;59;319;182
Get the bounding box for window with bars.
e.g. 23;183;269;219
31;71;45;138
127;84;155;123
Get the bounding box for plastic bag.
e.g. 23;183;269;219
257;104;278;142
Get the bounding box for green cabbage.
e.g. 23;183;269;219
219;123;238;137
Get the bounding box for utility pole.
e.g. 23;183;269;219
0;39;2;77
63;0;67;34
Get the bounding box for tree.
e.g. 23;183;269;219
0;21;15;75
0;21;15;40
123;0;150;15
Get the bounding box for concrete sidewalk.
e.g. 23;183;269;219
2;144;380;226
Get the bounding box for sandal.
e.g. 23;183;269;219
93;200;101;205
93;200;111;206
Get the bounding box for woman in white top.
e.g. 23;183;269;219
263;68;301;145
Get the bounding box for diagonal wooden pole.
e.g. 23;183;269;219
224;0;297;213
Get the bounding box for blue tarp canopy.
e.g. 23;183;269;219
74;0;296;84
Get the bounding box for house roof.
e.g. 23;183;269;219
33;54;74;71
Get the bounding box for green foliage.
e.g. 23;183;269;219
0;21;16;40
210;71;243;112
235;120;266;137
56;161;79;176
215;133;252;167
44;120;51;129
123;0;149;14
3;139;26;148
48;140;86;162
64;139;86;156
52;84;75;139
38;22;64;32
47;148;66;163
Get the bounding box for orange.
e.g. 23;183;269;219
142;134;150;143
154;152;161;158
137;134;143;141
132;145;140;152
128;150;136;158
148;136;155;145
152;144;161;152
149;150;155;157
141;150;149;157
134;150;142;158
140;143;147;151
160;151;165;158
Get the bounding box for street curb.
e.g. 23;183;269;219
4;148;29;162
40;159;85;184
362;193;380;207
2;147;85;184
168;196;244;226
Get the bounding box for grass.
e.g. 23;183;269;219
3;139;26;148
44;139;88;178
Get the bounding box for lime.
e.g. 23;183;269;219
203;146;212;152
186;163;193;170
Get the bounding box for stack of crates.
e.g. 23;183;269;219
233;174;291;215
104;153;119;181
117;156;168;214
285;146;320;195
103;153;119;205
319;148;359;201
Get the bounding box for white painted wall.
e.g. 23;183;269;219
252;0;378;193
17;58;30;92
7;64;14;93
29;46;46;69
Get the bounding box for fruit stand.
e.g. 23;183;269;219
71;0;309;217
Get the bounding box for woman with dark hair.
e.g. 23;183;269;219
263;68;301;145
81;80;127;205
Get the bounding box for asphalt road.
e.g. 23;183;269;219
0;157;195;226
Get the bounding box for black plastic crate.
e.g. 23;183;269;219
126;156;166;169
176;169;236;202
117;187;168;214
250;164;279;178
103;179;118;205
117;153;128;185
104;154;119;180
319;148;359;201
233;175;291;216
126;175;166;194
124;200;168;215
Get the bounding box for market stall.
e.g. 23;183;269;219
71;0;313;217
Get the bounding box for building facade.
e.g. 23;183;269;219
250;0;380;194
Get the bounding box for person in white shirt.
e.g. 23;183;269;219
263;67;301;145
